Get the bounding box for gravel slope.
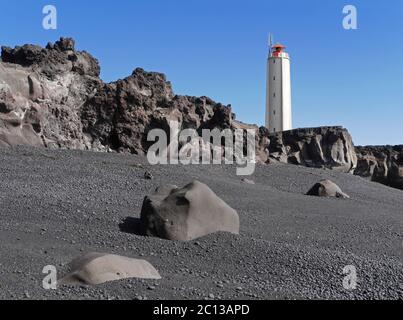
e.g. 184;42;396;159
0;146;402;300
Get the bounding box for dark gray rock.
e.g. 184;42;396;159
81;68;232;153
2;37;99;77
241;178;255;185
0;37;102;150
265;126;358;173
0;38;234;153
1;44;46;67
144;171;153;180
306;179;350;198
54;37;75;52
355;145;403;190
140;180;240;241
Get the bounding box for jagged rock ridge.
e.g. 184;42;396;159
266;126;357;173
0;37;236;153
1;37;401;189
355;145;403;190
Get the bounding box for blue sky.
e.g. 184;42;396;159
1;0;402;145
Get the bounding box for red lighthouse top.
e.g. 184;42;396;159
270;43;288;58
272;43;286;50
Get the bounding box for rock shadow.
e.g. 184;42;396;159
119;217;144;236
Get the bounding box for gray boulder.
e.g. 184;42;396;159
140;180;240;241
306;179;350;198
59;252;161;286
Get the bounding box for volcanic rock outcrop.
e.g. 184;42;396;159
140;180;240;241
265;126;357;173
2;37;400;183
306;179;350;199
0;37;235;152
354;145;403;190
0;38;101;150
59;252;161;286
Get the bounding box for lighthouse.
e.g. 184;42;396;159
265;40;292;133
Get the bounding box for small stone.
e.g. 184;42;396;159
144;171;153;180
241;178;255;185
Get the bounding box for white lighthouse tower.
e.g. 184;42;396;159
265;38;292;133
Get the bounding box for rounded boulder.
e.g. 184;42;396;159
140;180;240;241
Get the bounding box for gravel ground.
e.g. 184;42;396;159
0;146;402;300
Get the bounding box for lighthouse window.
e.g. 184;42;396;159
273;110;276;115
273;76;276;80
273;93;276;97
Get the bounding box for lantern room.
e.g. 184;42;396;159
270;43;289;58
